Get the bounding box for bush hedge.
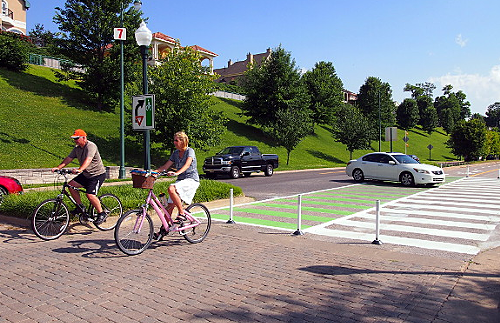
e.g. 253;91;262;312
0;31;32;72
1;179;243;219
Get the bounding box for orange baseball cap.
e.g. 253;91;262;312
70;129;87;138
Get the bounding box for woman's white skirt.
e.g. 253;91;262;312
168;178;200;205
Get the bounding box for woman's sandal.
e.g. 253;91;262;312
153;225;168;240
172;214;187;224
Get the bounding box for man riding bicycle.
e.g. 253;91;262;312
51;129;108;225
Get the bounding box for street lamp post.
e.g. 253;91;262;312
135;20;152;171
119;0;142;179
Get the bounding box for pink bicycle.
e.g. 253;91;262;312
114;170;211;255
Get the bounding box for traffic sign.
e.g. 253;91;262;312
132;95;155;130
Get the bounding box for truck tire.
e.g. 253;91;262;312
264;163;274;176
230;166;240;179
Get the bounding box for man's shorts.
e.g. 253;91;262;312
72;173;106;195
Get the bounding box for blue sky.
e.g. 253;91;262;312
27;0;500;115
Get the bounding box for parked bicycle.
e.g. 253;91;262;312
114;170;211;255
31;169;123;240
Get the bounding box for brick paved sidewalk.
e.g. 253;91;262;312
0;216;498;323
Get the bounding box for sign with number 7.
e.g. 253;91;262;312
114;28;127;40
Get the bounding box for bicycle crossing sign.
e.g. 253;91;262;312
132;94;155;130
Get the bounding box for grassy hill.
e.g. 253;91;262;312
0;65;457;171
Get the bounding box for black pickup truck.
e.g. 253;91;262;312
203;146;279;179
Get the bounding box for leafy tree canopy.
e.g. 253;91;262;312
241;45;310;127
141;45;226;152
333;104;374;159
357;76;396;133
446;118;487;161
396;98;420;130
302;61;344;127
53;0;143;111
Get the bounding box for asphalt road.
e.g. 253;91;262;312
214;161;500;201
215;168;350;200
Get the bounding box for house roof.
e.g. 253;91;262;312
214;49;271;78
152;32;217;57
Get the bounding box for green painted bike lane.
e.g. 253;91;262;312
210;180;460;231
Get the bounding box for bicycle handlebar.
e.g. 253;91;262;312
55;169;74;175
130;169;174;177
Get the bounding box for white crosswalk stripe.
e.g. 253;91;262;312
306;177;500;255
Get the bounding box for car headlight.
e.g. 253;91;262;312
413;168;430;174
221;160;232;165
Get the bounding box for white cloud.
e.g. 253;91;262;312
429;65;500;114
455;34;468;47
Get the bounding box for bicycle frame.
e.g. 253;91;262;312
56;178;88;210
133;189;201;234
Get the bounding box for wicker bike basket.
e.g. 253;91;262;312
131;172;156;189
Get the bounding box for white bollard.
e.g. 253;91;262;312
293;194;304;236
466;165;470;178
372;200;382;245
226;188;235;224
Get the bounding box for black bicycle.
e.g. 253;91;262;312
31;169;123;240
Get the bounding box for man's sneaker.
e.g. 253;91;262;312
94;211;108;225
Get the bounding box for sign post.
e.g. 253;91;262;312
427;144;434;160
403;131;409;154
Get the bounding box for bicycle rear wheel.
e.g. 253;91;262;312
92;193;122;231
182;203;211;243
31;199;70;240
114;209;153;255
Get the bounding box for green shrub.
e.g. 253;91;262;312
0;179;243;219
0;32;31;72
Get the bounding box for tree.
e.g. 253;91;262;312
446;119;487;161
144;45;226;152
332;104;374;159
404;82;437;129
241;45;310;128
28;24;57;49
396;98;419;130
268;107;312;165
357;76;396;136
404;82;436;99
301;61;344;129
484;130;500;159
420;106;438;134
435;84;471;133
53;0;142;111
485;102;500;129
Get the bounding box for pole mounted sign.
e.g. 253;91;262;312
114;28;126;40
132;94;155;130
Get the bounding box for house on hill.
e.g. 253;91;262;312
214;48;272;84
1;0;30;34
150;32;217;73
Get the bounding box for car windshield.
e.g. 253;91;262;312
393;154;420;164
218;147;244;155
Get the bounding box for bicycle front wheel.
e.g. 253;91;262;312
31;199;70;240
182;203;211;244
93;193;122;231
114;209;153;255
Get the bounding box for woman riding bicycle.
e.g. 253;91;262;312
155;131;200;235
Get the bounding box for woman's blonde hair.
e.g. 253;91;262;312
174;131;189;150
